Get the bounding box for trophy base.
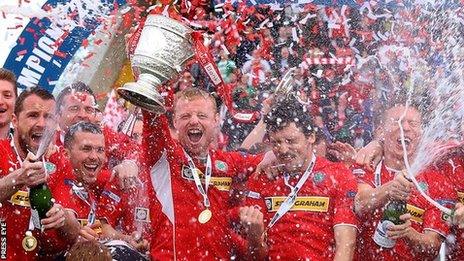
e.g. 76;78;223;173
118;82;166;114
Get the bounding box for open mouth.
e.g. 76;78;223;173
187;128;203;143
0;108;6;113
83;163;99;173
397;137;412;147
30;132;43;143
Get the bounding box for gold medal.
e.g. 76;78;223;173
22;233;37;252
198;209;212;224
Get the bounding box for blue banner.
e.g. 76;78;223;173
3;0;126;93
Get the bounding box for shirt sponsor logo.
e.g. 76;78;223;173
1;220;6;260
181;165;232;191
352;168;365;177
8;190;30;207
457;191;464;204
135;207;150;222
78;219;89;227
247;191;261;199
406;204;425;224
264;196;330;213
102;190;121;203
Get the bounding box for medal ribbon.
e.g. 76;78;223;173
374;161;383;188
65;179;96;225
268;155;316;229
184;152;212;209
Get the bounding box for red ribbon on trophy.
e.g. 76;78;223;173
191;31;233;110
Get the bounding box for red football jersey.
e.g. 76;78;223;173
97;180;152;240
434;155;464;260
352;163;455;260
0;139;38;260
141;112;263;260
239;157;358;260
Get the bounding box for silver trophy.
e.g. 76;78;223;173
118;15;195;113
274;68;296;101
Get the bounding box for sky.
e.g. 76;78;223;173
0;0;47;66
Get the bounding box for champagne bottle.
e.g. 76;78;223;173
28;161;55;221
29;183;53;220
373;200;407;248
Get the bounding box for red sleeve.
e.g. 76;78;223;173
332;165;359;227
228;152;264;178
97;182;125;228
228;176;268;259
141;111;171;168
38;229;74;258
421;170;456;237
104;126;138;162
149;196;175;260
350;164;375;188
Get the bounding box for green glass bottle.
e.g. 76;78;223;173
29;161;55;220
29;183;53;220
373;200;407;248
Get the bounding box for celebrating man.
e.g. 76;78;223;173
353;93;455;259
0;87;79;260
235;96;358;260
55;82;140;190
45;121;148;259
0;68;17;139
141;87;263;259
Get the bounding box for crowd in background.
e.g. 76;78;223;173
2;1;464;260
106;1;462;154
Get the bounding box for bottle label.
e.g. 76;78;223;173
30;209;41;230
373;220;396;248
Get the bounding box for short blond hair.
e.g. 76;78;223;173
173;87;218;113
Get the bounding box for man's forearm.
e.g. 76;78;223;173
240;119;266;151
0;169;23;203
355;184;390;216
57;210;80;243
101;222;127;241
334;226;357;261
405;230;442;256
247;236;268;261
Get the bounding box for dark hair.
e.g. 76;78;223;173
14;87;55;116
0;68;18;97
264;95;316;137
64;121;103;148
56;81;95;114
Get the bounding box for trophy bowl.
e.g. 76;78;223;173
118;15;195;113
274;68;296;101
